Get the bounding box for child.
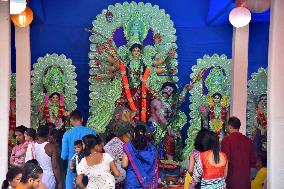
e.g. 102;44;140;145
251;153;267;189
70;140;84;189
24;128;37;162
77;134;119;189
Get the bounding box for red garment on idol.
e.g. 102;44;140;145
163;133;175;156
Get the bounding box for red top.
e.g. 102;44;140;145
221;132;256;189
201;150;227;179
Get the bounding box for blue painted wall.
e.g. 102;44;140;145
25;0;269;136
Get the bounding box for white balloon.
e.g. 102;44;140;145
229;7;251;28
10;0;26;14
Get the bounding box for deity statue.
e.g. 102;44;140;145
201;92;228;137
150;77;203;160
183;54;232;159
253;94;267;153
87;3;182;134
31;54;77;128
199;67;229;138
247;68;267;153
38;92;69;128
148;82;179;160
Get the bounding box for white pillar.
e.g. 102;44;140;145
0;1;11;181
230;25;249;135
15;27;31;127
267;0;284;188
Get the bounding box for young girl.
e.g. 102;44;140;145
186;129;209;189
198;131;228;189
77;134;119;189
15;160;43;189
1;167;22;189
251;153;267;189
24;128;37;162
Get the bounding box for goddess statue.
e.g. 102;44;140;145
253;94;267;152
200;67;228;137
183;54;232;159
247;68;267;153
87;2;182;133
31;54;77;128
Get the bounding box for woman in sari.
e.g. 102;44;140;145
122;124;158;189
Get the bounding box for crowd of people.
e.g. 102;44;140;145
2;110;266;189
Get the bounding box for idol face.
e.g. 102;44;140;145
106;15;113;23
213;95;221;103
154;34;162;44
131;47;141;59
162;86;174;98
50;94;60;103
259;95;267;107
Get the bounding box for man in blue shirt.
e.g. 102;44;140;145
61;110;96;189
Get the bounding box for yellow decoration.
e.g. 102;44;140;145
212;119;224;133
11;7;33;27
208;96;214;106
221;95;227;107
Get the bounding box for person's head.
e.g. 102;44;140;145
203;131;220;164
212;92;222;104
74;140;83;155
82;134;93;152
227;116;241;134
132;124;148;151
112;106;130;121
115;122;133;143
37;125;49;139
15;125;28;145
54;129;65;146
161;82;178;98
256;153;267;169
83;134;103;156
258;94;267;107
2;167;22;189
21;161;43;189
25;159;39;165
48;128;57;143
194;129;210;152
45;122;55;131
129;43;142;58
24;128;36;142
49;92;60;103
70;110;83;126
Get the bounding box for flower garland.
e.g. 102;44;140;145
208;96;227;134
119;60;138;112
119;60;151;122
141;66;151;122
256;107;267;129
44;94;65;128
